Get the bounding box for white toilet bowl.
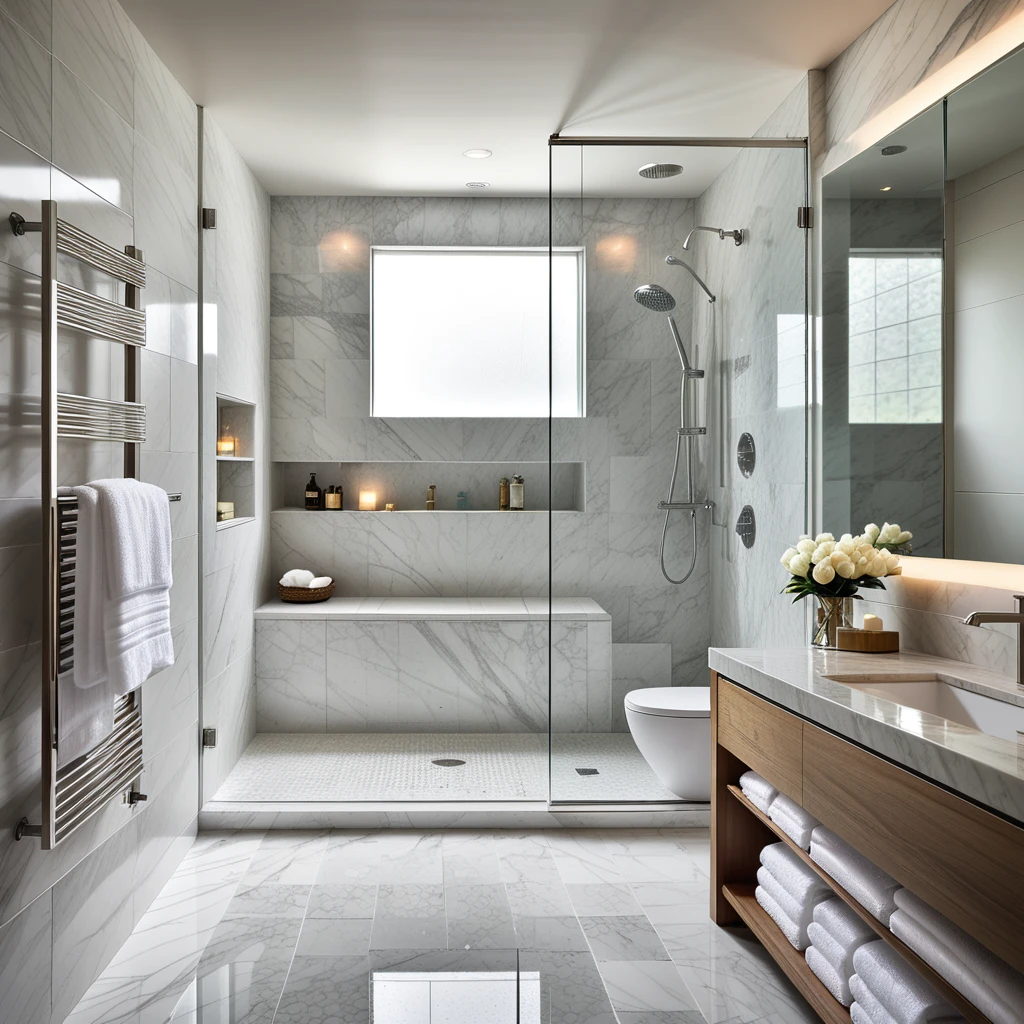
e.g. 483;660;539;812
625;686;711;801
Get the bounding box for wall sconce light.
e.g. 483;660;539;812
359;490;377;511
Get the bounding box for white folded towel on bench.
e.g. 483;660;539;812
810;827;900;925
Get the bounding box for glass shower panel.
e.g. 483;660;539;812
548;141;808;804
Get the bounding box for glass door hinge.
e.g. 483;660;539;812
202;727;217;748
797;207;813;228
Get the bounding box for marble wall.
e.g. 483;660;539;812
693;81;811;650
818;0;1024;668
0;1;201;1020
255;612;611;735
199;114;271;802
269;196;713;690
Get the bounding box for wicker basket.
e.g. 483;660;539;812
278;581;336;603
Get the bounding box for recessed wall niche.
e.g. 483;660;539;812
216;395;256;526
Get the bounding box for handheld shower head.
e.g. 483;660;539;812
664;256;716;304
633;284;676;312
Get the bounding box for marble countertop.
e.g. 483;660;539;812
709;647;1024;825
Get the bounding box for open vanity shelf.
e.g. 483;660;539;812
710;670;1020;1024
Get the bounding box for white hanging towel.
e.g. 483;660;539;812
57;485;119;765
93;478;174;697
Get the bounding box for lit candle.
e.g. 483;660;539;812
385;503;396;512
358;490;377;511
216;437;235;456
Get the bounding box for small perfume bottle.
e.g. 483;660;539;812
426;484;436;511
324;485;342;510
510;474;524;511
499;477;510;511
304;473;322;510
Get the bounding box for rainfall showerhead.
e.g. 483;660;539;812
639;162;683;180
633;284;676;312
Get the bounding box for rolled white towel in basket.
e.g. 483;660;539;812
768;793;820;849
755;884;807;951
739;770;777;813
853;940;963;1024
308;575;332;589
891;889;1024;1024
280;568;315;587
810;827;901;925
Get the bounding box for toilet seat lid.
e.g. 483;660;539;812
625;687;711;718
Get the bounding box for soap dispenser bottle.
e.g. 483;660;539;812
510;474;525;511
304;473;322;510
426;484;436;511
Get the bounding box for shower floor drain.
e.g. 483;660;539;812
431;758;466;767
575;768;599;776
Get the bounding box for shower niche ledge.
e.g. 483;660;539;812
272;460;586;512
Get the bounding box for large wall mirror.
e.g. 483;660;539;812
822;47;1024;564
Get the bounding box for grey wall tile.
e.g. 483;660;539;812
0;891;51;1024
0;8;51;159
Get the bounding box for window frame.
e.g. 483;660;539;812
369;244;587;419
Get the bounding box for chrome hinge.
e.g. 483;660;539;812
202;727;218;748
797;206;813;229
202;208;217;230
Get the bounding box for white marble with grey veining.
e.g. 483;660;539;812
710;646;1024;823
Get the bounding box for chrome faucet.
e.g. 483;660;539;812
963;595;1024;685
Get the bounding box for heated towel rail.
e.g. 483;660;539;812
9;201;167;849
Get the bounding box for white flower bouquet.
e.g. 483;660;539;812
780;523;912;604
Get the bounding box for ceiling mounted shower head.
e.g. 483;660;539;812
633;284;676;312
638;162;683;180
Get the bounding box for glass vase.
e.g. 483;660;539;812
812;595;853;648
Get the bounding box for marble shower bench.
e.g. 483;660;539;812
253;597;612;733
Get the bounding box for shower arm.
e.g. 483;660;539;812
682;225;743;248
664;255;716;304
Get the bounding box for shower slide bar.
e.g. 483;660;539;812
10;200;156;849
658;500;715;511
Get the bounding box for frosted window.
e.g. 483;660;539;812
371;247;584;417
848;254;942;424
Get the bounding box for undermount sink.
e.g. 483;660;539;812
824;673;1024;744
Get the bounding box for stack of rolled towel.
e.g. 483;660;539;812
279;569;332;589
739;770;777;813
890;889;1024;1024
805;897;877;1006
810;826;901;925
755;842;832;950
850;940;965;1024
768;793;821;850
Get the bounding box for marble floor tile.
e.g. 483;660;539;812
444;884;515;950
581;915;671;961
307;884;378;919
69;828;817;1024
504;882;574;918
272;955;370;1024
598;960;699;1012
512;914;589;952
296;917;373;956
567;882;645;917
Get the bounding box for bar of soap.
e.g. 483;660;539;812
863;614;883;631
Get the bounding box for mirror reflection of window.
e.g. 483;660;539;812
847;252;942;424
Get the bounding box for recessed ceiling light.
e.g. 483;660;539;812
466;181;490;189
879;185;893;192
880;145;907;156
463;149;492;159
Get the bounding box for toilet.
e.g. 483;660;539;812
625;687;711;801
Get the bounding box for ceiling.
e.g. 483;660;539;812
120;0;893;197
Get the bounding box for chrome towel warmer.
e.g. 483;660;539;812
9;201;175;849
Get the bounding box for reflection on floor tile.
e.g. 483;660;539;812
68;827;815;1024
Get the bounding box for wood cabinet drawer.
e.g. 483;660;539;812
802;722;1024;973
716;677;802;802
